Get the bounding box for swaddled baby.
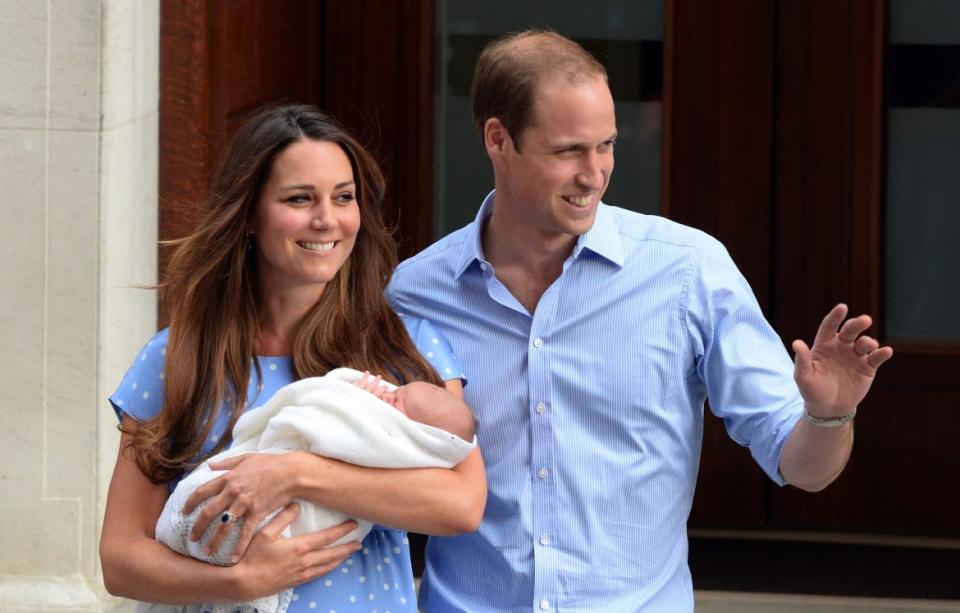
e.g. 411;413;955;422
138;368;476;613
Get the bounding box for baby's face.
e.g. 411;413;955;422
393;382;446;422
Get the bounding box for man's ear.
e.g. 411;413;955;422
483;117;510;157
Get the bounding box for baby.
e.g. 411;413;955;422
351;370;475;440
140;368;476;613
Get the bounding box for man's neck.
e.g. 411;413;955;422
482;201;578;314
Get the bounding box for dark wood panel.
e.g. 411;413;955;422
772;0;859;342
666;0;777;528
769;0;960;533
321;0;435;258
158;0;213;306
209;0;323;141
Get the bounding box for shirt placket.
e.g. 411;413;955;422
528;286;560;612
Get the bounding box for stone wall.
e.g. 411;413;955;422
0;1;158;609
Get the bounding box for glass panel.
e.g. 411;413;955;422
433;0;664;239
885;0;960;341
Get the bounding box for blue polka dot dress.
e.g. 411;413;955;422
110;315;467;612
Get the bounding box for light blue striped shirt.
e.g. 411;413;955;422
388;192;804;612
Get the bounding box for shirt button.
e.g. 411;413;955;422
535;402;546;414
533;338;543;348
538;467;549;480
539;534;550;546
540;599;550;610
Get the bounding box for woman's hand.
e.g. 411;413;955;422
229;503;362;601
183;452;299;561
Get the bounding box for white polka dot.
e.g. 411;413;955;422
394;582;399;590
392;546;401;554
362;547;369;555
431;337;439;344
349;596;356;603
324;579;332;587
444;367;452;374
400;597;407;604
211;434;219;443
132;382;138;390
383;583;390;590
426;351;434;358
158;372;165;380
346;558;353;565
116;399;124;406
292;594;300;601
269;363;278;371
142;391;150;400
369;594;375;601
341;567;349;574
376;564;382;572
329;610;336;613
358;575;366;583
383;556;391;564
161;347;166;356
308;602;316;609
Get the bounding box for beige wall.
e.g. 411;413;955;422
0;1;158;610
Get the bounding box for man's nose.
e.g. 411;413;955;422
577;152;605;189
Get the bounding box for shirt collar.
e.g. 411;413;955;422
574;201;625;267
453;189;625;279
453;190;496;280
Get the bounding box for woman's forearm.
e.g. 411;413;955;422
100;532;243;603
287;447;486;535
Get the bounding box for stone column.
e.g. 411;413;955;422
0;1;158;610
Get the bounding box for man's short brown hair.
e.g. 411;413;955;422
471;30;607;151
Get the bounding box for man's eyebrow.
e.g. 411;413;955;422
549;133;619;149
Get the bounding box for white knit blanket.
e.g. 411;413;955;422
138;368;475;613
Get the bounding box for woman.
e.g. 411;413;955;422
100;105;486;611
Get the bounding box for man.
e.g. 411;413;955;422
388;30;892;612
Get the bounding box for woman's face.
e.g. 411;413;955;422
250;138;361;298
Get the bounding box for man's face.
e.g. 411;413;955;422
492;75;617;243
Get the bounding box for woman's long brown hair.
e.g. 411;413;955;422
130;105;442;484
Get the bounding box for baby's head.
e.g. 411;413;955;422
352;372;475;440
392;381;456;420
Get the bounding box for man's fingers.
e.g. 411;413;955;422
813;303;849;345
837;314;873;344
792;339;812;378
866;346;894;369
854;335;879;356
259;503;300;539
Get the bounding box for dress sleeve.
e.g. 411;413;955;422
109;328;169;423
398;313;468;386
